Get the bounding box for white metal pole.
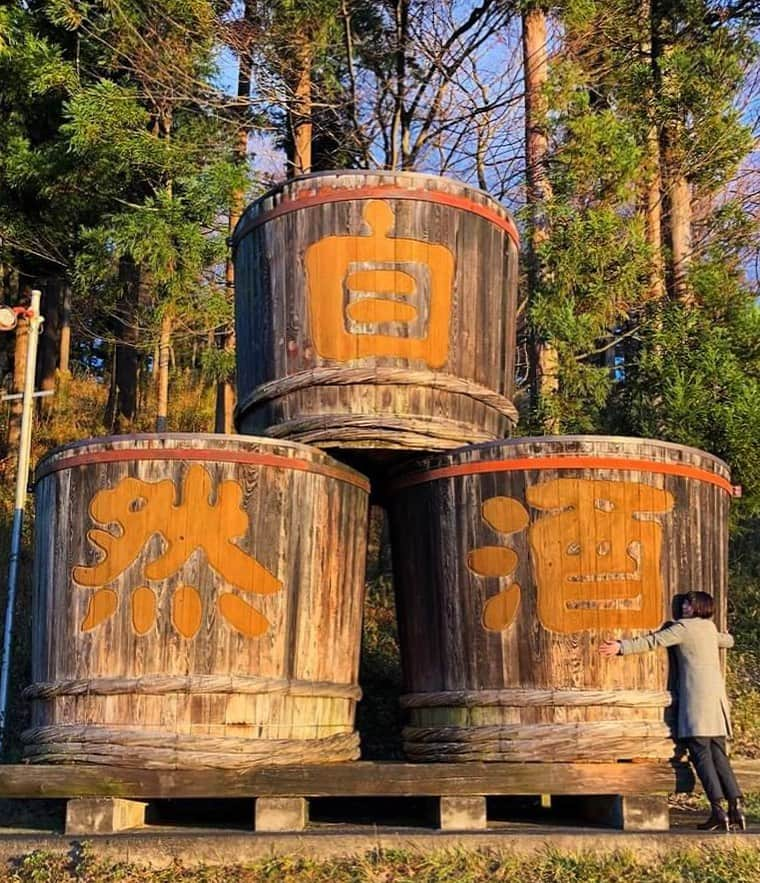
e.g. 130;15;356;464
0;289;43;755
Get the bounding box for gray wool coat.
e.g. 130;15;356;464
619;617;734;739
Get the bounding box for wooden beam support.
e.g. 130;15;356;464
554;795;670;832
0;760;735;799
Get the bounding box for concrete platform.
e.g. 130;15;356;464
1;802;758;869
0;825;758;869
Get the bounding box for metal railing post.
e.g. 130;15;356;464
0;289;43;755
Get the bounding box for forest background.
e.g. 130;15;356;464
0;0;759;762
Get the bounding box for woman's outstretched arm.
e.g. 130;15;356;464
599;621;687;657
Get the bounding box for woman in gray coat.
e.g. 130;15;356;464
600;590;745;832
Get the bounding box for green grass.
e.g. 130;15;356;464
5;846;760;883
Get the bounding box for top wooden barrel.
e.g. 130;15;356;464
384;436;733;762
232;171;520;452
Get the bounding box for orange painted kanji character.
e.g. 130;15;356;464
305;200;455;366
527;479;674;633
73;464;282;596
468;496;530;631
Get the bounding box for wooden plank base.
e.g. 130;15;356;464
0;760;713;799
1;759;758;836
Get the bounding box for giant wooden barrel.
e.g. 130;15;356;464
232;171;520;452
25;434;369;768
385;436;732;762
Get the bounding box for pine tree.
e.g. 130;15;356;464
532;0;760;514
45;0;245;430
523;0;653;431
617;0;760;515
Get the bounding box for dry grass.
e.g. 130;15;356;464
6;845;760;883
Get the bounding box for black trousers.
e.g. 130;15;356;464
686;737;742;804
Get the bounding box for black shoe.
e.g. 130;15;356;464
697;805;730;832
728;798;747;832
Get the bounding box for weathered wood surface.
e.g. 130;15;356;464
385;435;732;762
232;170;520;452
8;759;760;798
28;433;369;768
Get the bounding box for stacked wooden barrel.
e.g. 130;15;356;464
28;170;732;769
385;436;732;762
27;435;369;768
231;171;520;451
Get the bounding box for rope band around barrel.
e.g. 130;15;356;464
22;726;360;769
389;454;733;495
400;689;674;709
402;721;675;762
404;720;674;743
23;674;362;702
235;368;519;423
259;415;500;449
232;184;521;249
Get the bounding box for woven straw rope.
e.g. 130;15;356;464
237;367;519;422
22;726;360;769
261;415;499;447
403;720;675;762
400;689;673;709
23;674;361;701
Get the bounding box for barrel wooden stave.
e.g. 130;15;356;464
386;436;730;762
233;171;519;451
28;434;369;767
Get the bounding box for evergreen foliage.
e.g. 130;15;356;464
523;0;760;517
0;0;757;500
1;0;252;428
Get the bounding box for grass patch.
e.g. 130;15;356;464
6;846;760;883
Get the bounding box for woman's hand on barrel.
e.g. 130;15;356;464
599;639;622;657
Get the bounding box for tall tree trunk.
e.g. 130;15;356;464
6;295;31;466
214;259;238;435
155;311;172;432
663;136;693;303
38;279;61;415
58;282;72;376
289;43;313;176
642;0;665;302
651;1;692;304
391;0;409;169
0;266;20;409
104;259;141;433
522;6;559;432
215;33;253;433
644;125;665;301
